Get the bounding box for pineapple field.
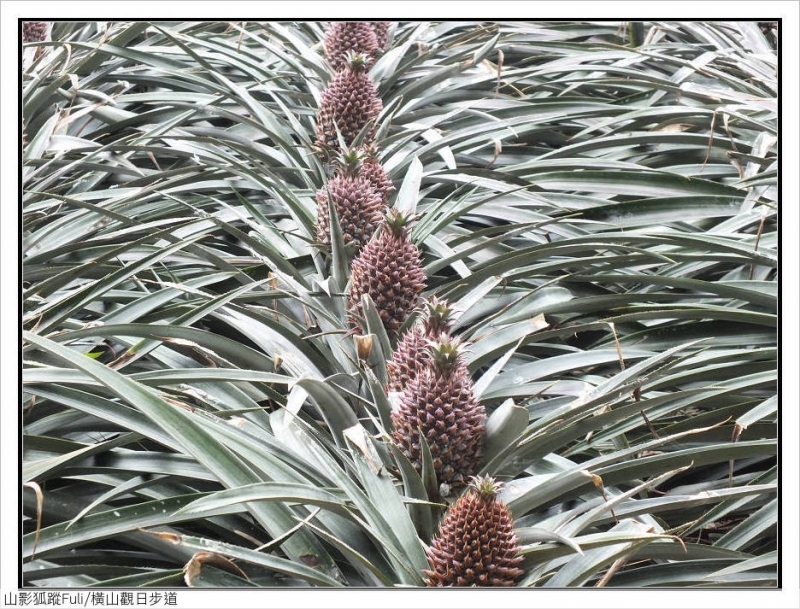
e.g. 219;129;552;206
20;19;779;594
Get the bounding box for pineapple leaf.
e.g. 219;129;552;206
146;531;345;587
173;482;352;518
292;377;359;448
359;294;393;364
482;399;529;468
417;430;441;503
345;433;429;585
394;156;423;218
541;520;665;588
325;184;350;292
361;363;392;429
388;444;436;542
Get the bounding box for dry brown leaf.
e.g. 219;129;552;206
184;551;249;587
23;481;44;559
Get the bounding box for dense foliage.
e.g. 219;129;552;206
22;20;778;588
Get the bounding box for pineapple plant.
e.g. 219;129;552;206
425;476;524;587
324;22;379;71
386;296;455;393
315;52;383;154
347;209;426;338
391;336;486;494
315;173;383;253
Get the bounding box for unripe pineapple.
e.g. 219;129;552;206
425;476;524;587
324;22;379;72
22;21;49;63
391;336;485;492
22;21;48;43
315;174;383;253
347;210;426;338
333;146;394;206
387;297;455;393
315;53;383;154
371;22;392;54
356;148;394;206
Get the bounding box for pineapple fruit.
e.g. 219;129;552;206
22;21;48;43
391;336;485;494
315;147;393;253
353;146;394;206
347;209;426;338
425;476;524;587
386;297;455;393
324;22;379;71
332;146;394;205
315;53;383;154
315;172;383;253
371;22;392;53
22;21;49;63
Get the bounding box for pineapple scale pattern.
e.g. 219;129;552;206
390;336;485;492
425;477;524;587
386;297;455;393
346;211;427;338
324;22;379;71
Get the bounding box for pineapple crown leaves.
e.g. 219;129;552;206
425;334;470;373
419;296;457;334
360;208;424;258
468;475;504;500
315;119;380;162
340;147;366;169
332;142;382;168
331;145;368;176
382;207;418;237
342;50;373;71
